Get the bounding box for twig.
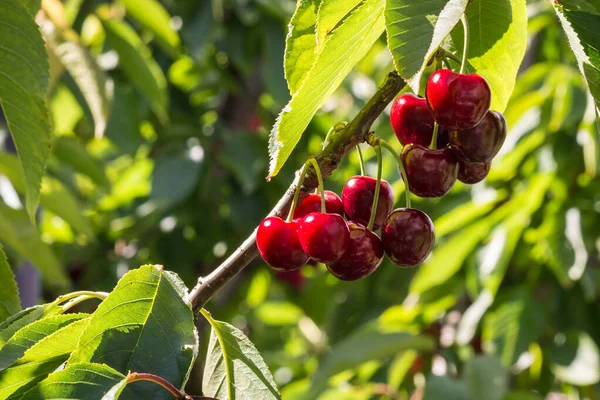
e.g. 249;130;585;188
188;71;405;311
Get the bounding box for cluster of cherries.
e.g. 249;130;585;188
257;67;506;282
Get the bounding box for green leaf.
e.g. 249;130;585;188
254;302;304;326
99;15;168;122
151;151;203;206
0;245;20;324
53;136;109;187
504;391;544;400
120;0;181;58
551;330;600;386
268;0;385;178
464;355;507;400
202;310;281;400
284;0;320;94
0;313;86;371
0;203;69;289
20;0;41;16
309;324;434;396
0;318;89;398
69;265;198;398
0;305;59;348
12;363;127;400
385;0;469;93
450;0;528;111
0;0;52;221
316;0;363;51
423;375;468;400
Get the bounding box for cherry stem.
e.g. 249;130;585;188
127;372;192;399
286;161;312;222
307;157;326;213
460;14;469;74
374;138;411;209
367;144;382;230
356;145;366;176
430;122;439;150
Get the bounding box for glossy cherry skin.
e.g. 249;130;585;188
449;110;507;163
257;217;308;271
458;160;491;184
426;69;492;130
342;176;394;230
390;93;449;147
381;208;435;267
298;212;350;263
293;190;344;220
326;222;384;281
400;144;459;198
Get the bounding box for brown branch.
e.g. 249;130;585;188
189;71;405;311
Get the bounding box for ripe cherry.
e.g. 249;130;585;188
400;144;459;198
390;93;449;147
275;270;305;290
381;208;435;267
298;212;350;263
449;110;507;163
458;160;491;184
293;190;344;219
257;217;308;271
342;176;394;230
426;69;491;130
326;222;383;281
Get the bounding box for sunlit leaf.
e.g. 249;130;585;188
0;245;19;324
0;305;59;348
53;136;109;187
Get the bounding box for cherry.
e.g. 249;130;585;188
275;270;305;290
342;176;394;230
400;144;459;198
326;222;383;281
449;110;507;163
381;208;435;267
390;93;449;147
298;212;350;262
257;217;308;271
426;69;491;130
458;160;490;184
293;190;344;219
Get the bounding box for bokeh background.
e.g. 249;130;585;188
1;0;599;398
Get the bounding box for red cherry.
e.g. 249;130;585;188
458;160;491;184
381;208;435;267
426;69;491;130
275;270;305;290
298;212;350;263
326;222;383;281
342;176;394;230
293;190;344;219
449;110;507;163
257;217;308;271
390;93;449;147
400;144;459;198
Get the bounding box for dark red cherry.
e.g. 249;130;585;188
257;217;308;271
458;160;491;184
400;144;459;198
298;213;350;263
381;208;435;267
426;69;491;130
342;176;394;230
449;110;507;163
326;222;383;281
390;93;449;147
293;190;344;219
275;270;305;290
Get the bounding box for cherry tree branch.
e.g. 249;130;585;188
189;71;405;311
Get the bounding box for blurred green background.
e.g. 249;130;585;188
1;0;599;398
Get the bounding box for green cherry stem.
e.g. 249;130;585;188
430;122;439;150
375;138;411;209
367;144;382;230
307;157;326;213
127;373;193;400
460;14;469;74
286;161;312;222
356;145;366;176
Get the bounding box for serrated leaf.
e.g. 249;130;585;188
69;265;198;399
0;0;52;221
268;0;385;178
0;318;89;398
52;136;109;187
464;355;507;400
12;362;127;400
385;0;469;94
0;245;20;324
0;313;86;371
284;0;320;94
120;0;181;58
0;305;59;348
450;0;528;111
99;16;168;122
202;310;281;400
316;0;363;51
